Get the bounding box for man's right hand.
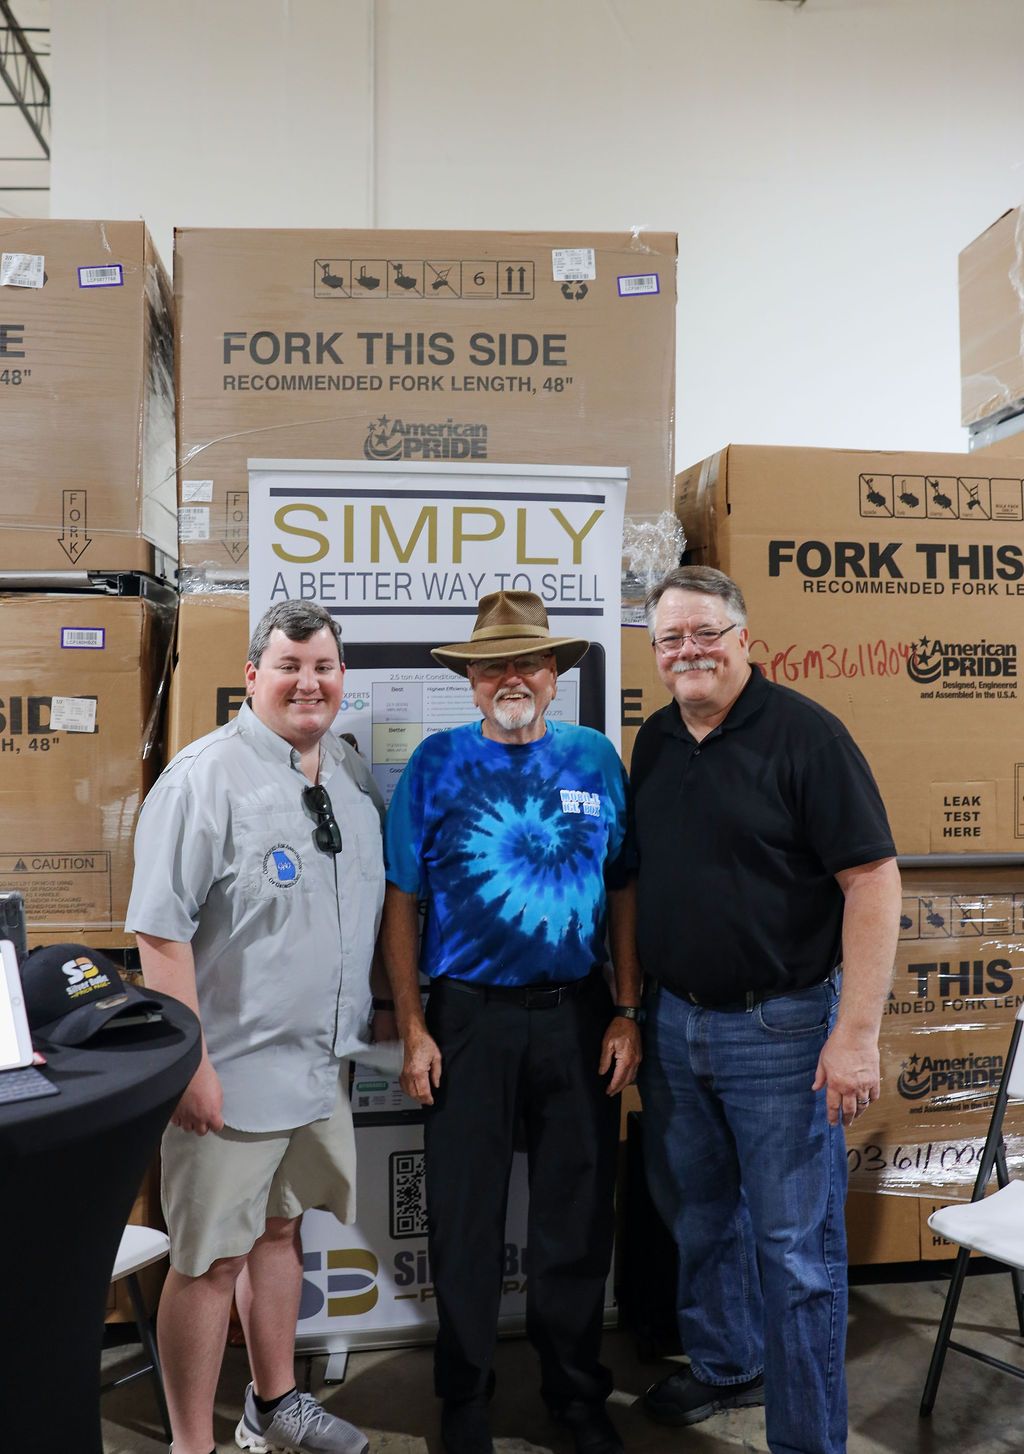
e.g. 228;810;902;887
400;1025;443;1106
172;1056;225;1135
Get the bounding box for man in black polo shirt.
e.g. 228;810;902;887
631;565;900;1454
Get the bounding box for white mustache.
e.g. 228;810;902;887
671;660;716;674
495;686;534;702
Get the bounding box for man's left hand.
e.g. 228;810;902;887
599;1017;642;1096
812;1023;881;1127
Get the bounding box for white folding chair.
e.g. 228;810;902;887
101;1224;172;1441
919;1000;1024;1416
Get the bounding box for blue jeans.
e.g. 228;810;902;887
639;977;848;1454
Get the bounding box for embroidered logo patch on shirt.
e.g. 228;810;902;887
559;789;601;817
263;844;303;888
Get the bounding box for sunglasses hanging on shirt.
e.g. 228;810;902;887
302;784;343;855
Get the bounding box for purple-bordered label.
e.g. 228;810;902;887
78;264;123;289
617;273;660;297
61;627;105;649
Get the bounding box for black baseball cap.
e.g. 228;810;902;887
20;943;163;1046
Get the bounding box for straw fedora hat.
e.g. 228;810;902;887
431;590;590;678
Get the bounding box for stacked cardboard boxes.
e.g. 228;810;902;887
960;209;1024;430
0;219;175;571
0;581;176;950
173;228;677;585
846;869;1024;1260
0;219;176;950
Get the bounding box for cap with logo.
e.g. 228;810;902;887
20;943;164;1047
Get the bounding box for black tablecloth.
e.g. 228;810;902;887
0;991;200;1453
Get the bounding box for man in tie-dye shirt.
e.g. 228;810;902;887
382;591;641;1454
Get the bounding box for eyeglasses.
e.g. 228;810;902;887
302;784;343;855
653;624;738;656
474;654;553;681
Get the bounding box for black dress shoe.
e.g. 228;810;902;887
552;1399;624;1454
642;1367;765;1426
440;1397;493;1454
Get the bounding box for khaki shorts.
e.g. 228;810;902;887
161;1079;356;1278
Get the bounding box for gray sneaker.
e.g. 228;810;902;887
235;1383;369;1454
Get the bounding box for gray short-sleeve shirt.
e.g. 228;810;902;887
126;703;385;1132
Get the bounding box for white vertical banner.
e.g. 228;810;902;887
247;462;626;1352
248;460;627;769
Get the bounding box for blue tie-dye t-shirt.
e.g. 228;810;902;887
384;718;634;986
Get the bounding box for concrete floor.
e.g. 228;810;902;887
101;1272;1024;1454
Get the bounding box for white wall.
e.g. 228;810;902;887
50;0;1024;465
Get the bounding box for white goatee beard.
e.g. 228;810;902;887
492;685;538;730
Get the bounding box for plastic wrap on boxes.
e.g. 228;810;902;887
846;866;1024;1199
621;511;685;604
174;227;676;587
959;206;1024;429
0;582;176;946
0;219;175;572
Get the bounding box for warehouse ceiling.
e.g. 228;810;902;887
0;0;49;218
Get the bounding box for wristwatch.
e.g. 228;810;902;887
613;1005;642;1021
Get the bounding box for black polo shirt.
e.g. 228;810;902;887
630;667;895;1003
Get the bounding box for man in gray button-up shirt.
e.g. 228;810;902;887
127;600;390;1454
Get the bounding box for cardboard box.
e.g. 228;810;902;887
676;445;1024;854
175;228;676;580
959;208;1024;429
845;1190;922;1264
858;1023;1017;1141
165;591;249;758
845;1189;998;1264
620;622;665;768
888;867;1024;1030
0;584;176;947
0;220;175;570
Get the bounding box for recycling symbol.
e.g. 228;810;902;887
561;281;588;301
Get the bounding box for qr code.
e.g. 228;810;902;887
389;1149;428;1238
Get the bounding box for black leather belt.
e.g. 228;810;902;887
432;972;597;1009
664;975;834;1014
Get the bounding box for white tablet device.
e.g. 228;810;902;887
0;937;34;1071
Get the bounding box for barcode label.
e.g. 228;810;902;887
178;505;211;541
49;696;98;732
618;273;660;297
78;264;123;288
1;252;44;289
61;628;105;650
552;247;597;282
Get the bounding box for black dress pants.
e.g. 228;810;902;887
423;973;619;1408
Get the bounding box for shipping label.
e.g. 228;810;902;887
0;252;43;289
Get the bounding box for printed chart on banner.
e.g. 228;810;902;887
337;663;581;805
858;473;1024;521
898;894;1024;940
313;259;536;300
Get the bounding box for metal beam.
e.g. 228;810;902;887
0;2;49;159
